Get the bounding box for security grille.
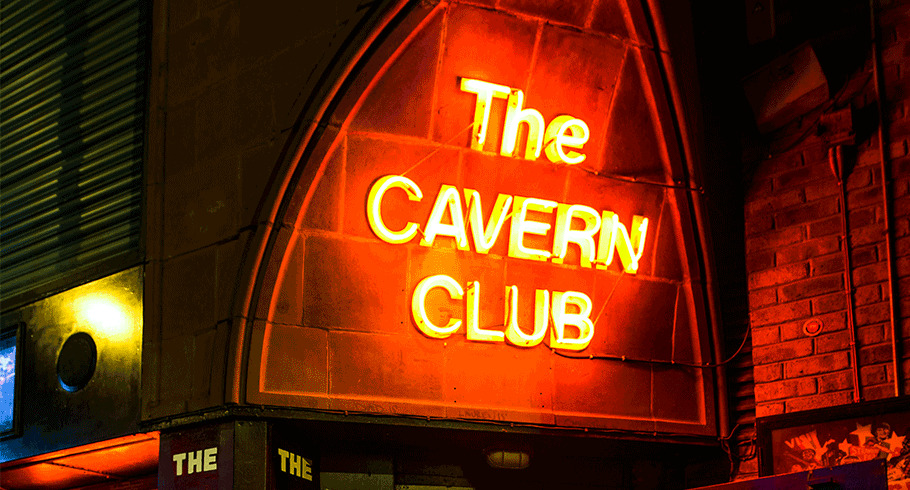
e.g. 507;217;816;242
0;0;148;309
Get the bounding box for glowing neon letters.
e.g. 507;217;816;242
412;275;595;351
459;78;590;164
366;175;649;273
366;175;650;350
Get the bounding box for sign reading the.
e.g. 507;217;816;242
460;78;590;164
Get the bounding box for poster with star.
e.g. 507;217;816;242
758;398;910;488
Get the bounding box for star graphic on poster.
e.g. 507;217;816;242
884;433;906;460
839;438;853;455
852;423;873;445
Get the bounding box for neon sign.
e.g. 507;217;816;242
361;77;649;351
366;174;649;351
366;175;649;272
459;78;590;164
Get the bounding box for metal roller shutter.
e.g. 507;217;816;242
0;0;148;308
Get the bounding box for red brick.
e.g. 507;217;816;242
810;255;844;276
863;383;898;401
814;311;848;332
752;326;780;346
817;370;853;393
749;263;809;289
747;227;806;253
850;245;879;267
861;364;888;386
775;237;840;266
749;288;778;308
779;321;804;341
746;250;775;273
777;274;843;302
854;284;882;305
855;302;891;326
754;378;817;402
896;217;910;237
750;300;811;327
804;180;839;201
785;390;853;412
814;330;851;354
858;324;886;345
746;188;805;217
845;168;873;191
808;216;842;238
811;292;846;314
859;344;894;364
754;363;783;383
775;164;832;189
848;207;878;228
850;223;886;247
896;236;910;256
848;186;884;207
753;338;814;364
745;214;775;236
891;140;908;159
756;402;785;418
775;198;839;228
783;351;851;378
853;263;888;286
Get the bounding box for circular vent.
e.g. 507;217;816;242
57;332;97;392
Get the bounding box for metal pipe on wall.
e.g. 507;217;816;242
869;0;903;398
832;146;862;403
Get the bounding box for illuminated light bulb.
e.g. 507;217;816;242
73;293;133;340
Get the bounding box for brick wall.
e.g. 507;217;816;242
745;0;910;419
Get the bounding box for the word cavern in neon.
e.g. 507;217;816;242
367;175;649;273
412;274;594;351
460;78;590;164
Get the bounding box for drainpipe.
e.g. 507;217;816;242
831;146;862;403
869;0;902;397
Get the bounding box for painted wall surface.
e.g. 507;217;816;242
244;1;718;435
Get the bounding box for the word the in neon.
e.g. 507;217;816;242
411;275;594;351
459;78;590;164
366;175;649;273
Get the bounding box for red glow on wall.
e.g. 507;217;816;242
247;1;716;437
0;433;159;489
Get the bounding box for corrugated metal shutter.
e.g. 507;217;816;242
0;0;147;308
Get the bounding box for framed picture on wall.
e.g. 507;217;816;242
756;396;910;487
0;322;22;440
